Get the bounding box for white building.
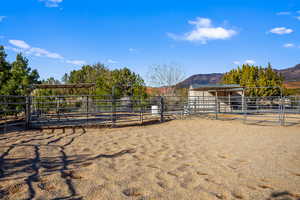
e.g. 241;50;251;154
188;84;245;113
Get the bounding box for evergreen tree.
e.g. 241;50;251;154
0;46;11;95
2;53;39;95
222;63;284;96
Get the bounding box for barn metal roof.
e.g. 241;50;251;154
32;83;96;89
190;84;244;91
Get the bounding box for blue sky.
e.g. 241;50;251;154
0;0;300;82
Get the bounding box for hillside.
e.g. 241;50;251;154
283;81;300;89
178;64;300;88
276;64;300;82
177;73;223;88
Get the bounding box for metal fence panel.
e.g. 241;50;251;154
1;95;300;132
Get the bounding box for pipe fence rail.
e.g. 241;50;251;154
1;94;300;132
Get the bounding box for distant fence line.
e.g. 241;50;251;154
0;94;300;132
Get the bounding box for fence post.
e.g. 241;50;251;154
4;97;7;132
86;95;89;124
25;96;31;129
57;97;60;121
140;99;143;124
160;96;164;122
215;95;218;120
111;88;116;126
243;95;247;124
282;97;285;126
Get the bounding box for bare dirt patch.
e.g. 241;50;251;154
0;118;299;199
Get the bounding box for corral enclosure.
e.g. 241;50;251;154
0;118;300;200
1;93;300;132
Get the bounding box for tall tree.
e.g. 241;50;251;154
2;53;39;95
0;46;11;94
110;67;146;98
64;64;147;97
222;63;284;96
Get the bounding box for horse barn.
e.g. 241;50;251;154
188;84;245;113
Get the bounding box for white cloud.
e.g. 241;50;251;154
7;39;67;60
233;60;256;65
7;39;87;65
9;40;31;49
168;17;237;44
233;61;240;65
283;43;295;48
244;60;256;65
66;60;86;65
129;48;138;52
4;46;23;53
269;27;293;35
0;16;6;22
107;59;118;64
27;47;64;59
188;18;211;27
276;12;291;15
8;40;64;59
39;0;63;7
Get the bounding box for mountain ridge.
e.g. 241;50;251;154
177;64;300;88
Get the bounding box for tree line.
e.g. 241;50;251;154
0;45;147;98
0;45;292;97
36;64;147;98
61;64;147;98
222;63;285;96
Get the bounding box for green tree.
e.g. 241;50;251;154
2;53;39;95
0;46;11;95
222;63;284;96
65;64;147;97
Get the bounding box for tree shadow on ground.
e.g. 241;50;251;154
266;191;300;200
0;126;136;200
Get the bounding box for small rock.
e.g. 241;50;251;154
122;187;141;197
38;182;55;191
157;181;168;189
232;189;244;199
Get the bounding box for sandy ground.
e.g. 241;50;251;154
0;118;300;200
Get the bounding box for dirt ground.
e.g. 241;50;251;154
0;118;300;200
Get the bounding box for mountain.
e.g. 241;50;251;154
177;73;223;88
276;64;300;82
177;64;300;88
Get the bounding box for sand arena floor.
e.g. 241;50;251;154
0;118;300;200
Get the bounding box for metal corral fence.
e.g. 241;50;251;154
1;95;300;132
